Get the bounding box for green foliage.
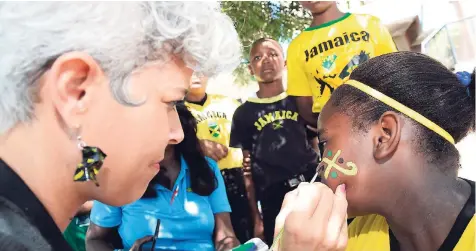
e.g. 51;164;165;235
221;1;311;85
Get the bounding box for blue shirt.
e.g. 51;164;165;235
90;156;231;251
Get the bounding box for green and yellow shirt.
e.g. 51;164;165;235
186;94;243;170
346;180;475;251
287;13;397;113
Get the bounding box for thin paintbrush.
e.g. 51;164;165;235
150;219;161;251
269;172;319;251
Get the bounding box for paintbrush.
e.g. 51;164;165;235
150;219;161;251
269;172;319;251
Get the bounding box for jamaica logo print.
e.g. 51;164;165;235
208;121;221;138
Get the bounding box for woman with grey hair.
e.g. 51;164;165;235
0;2;241;250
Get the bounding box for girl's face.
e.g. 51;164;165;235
317;104;386;216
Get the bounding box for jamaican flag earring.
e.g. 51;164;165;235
73;136;107;187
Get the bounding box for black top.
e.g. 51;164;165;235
0;159;73;251
230;93;318;189
389;179;475;251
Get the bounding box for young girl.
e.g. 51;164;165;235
274;52;474;251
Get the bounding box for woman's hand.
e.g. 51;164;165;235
274;183;348;251
129;235;153;251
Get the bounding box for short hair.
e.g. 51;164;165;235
329;52;475;168
0;2;241;134
249;38;284;56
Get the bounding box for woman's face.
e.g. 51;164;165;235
317;104;385;216
79;57;190;206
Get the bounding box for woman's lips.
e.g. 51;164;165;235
152;163;161;170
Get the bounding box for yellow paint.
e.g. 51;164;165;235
322;150;358;179
74;170;85;180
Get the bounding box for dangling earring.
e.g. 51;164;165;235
73;135;107;187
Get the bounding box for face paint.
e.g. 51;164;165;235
321;150;358;179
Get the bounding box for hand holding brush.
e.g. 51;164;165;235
270;180;348;251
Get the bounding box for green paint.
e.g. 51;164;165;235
330;171;338;179
327;150;333;157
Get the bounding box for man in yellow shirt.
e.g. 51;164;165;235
287;1;397;124
185;75;253;244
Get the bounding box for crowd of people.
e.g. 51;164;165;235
0;1;474;251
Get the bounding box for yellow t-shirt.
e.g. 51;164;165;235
287;13;398;113
347;214;475;251
185;94;243;170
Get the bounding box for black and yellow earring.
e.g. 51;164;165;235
73;136;107;187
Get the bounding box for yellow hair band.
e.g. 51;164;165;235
345;80;455;144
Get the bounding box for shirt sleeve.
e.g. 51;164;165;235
286;39;312;97
372;17;398;56
229;106;252;150
207;158;231;214
89;200;122;228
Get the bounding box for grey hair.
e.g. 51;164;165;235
0;2;241;134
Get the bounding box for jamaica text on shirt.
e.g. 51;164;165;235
193;111;228;123
254;110;299;131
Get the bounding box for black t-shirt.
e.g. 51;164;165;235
230;93;318;188
0;159;73;251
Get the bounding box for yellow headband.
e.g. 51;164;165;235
345;80;455;144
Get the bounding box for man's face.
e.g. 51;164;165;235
300;1;335;14
249;40;285;83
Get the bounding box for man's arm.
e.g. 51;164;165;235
286;40;316;125
229;107;264;238
296;96;318;126
242;150;264;239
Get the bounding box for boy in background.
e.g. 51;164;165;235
230;38;318;246
287;1;397;125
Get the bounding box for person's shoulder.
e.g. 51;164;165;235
351;13;384;26
0;232;30;251
208;93;241;107
207;93;226;100
348;214;388;237
233;102;251;116
0;198;51;251
347;214;390;251
208;93;234;102
288;33;306;51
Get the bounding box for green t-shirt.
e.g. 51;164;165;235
63;215;90;251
